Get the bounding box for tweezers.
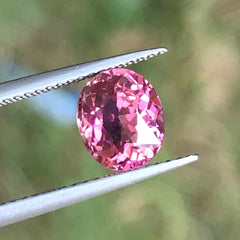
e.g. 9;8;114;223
0;47;198;227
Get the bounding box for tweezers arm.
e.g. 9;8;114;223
0;155;197;227
0;47;167;106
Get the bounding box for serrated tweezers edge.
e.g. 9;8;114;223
0;154;198;227
0;47;167;107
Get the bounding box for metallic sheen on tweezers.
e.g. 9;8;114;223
0;47;167;106
0;155;198;227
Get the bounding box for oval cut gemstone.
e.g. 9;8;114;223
77;68;165;171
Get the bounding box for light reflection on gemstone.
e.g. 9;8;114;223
77;68;165;171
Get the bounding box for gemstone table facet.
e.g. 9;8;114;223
77;68;165;171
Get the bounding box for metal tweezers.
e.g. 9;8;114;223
0;47;198;227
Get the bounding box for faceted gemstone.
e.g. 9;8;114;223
77;68;165;171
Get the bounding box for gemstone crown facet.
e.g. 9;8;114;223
77;68;165;171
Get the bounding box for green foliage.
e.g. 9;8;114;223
0;0;239;239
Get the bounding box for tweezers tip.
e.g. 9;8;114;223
157;47;168;54
188;154;199;161
175;154;199;166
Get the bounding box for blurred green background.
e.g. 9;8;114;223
0;0;239;239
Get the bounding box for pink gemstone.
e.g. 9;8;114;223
77;68;165;171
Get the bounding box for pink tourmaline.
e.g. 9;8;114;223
77;68;165;171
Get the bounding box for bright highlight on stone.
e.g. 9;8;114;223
77;68;165;171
